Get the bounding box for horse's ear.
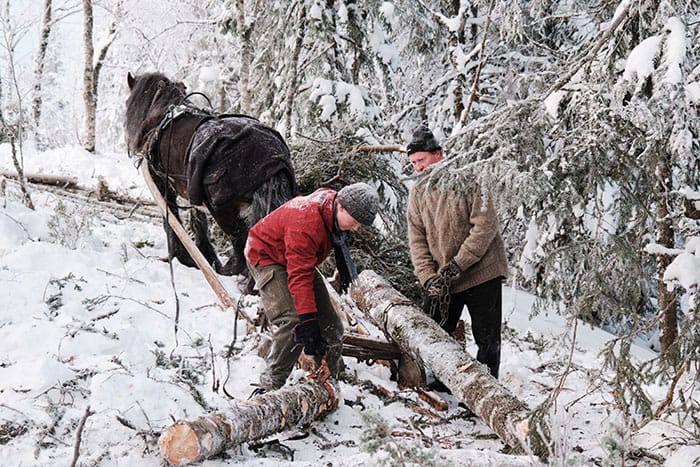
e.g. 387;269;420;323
127;72;135;90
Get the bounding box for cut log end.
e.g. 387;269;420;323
158;423;201;466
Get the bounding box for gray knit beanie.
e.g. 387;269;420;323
406;125;441;155
337;182;379;226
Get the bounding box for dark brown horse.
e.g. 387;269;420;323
125;72;296;275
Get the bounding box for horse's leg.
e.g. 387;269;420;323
153;174;197;268
164;209;199;268
220;216;248;276
189;208;223;272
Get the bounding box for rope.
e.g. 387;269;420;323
161;104;182;345
221;294;248;400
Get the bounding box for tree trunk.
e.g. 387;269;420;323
283;3;306;138
655;148;678;353
235;0;257;114
350;270;548;458
92;15;117;106
449;30;465;125
158;376;339;465
342;332;402;361
0;171;77;187
32;0;52;131
6;134;34;210
82;0;95;153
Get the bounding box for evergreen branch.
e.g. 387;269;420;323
459;0;495;128
546;1;632;95
653;362;687;418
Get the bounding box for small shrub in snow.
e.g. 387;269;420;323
359;410;443;466
47;200;94;250
43;273;87;316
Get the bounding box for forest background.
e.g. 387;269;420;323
0;0;698;465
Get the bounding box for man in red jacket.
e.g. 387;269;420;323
245;182;379;391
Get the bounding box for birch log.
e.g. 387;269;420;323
159;377;340;465
350;270;548;457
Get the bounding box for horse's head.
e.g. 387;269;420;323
124;72;187;155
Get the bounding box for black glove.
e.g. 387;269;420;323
292;313;328;357
439;259;461;282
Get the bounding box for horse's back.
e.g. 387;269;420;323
187;116;296;209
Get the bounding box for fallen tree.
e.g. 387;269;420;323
2;174;160;223
349;269;549;458
158;371;339;465
1;171;78;187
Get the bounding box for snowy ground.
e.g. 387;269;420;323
1;145;698;466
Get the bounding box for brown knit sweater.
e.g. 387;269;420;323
407;180;508;293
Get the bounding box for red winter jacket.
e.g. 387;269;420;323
244;188;336;316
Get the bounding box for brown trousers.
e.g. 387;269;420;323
247;262;344;389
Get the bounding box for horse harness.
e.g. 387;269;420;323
134;103;259;209
135;103;209;186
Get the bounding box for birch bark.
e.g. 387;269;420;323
350;269;548;457
158;377;339;465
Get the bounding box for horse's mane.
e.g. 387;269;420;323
124;72;186;155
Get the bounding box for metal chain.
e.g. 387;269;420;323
427;274;452;327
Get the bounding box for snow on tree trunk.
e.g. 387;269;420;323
32;0;52;130
350;269;548;457
282;4;306;138
158;377;339;465
82;0;95;153
235;0;256;115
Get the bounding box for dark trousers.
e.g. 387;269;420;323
425;277;502;378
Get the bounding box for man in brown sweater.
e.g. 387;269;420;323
406;125;508;379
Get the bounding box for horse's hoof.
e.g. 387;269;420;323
217;257;246;276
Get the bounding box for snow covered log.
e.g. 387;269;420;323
158;376;340;465
350;270;548;456
1;171;79;187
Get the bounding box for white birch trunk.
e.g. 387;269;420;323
282;4;306;137
82;0;95;153
32;0;52;130
350;270;547;456
235;0;257;114
158;377;339;465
